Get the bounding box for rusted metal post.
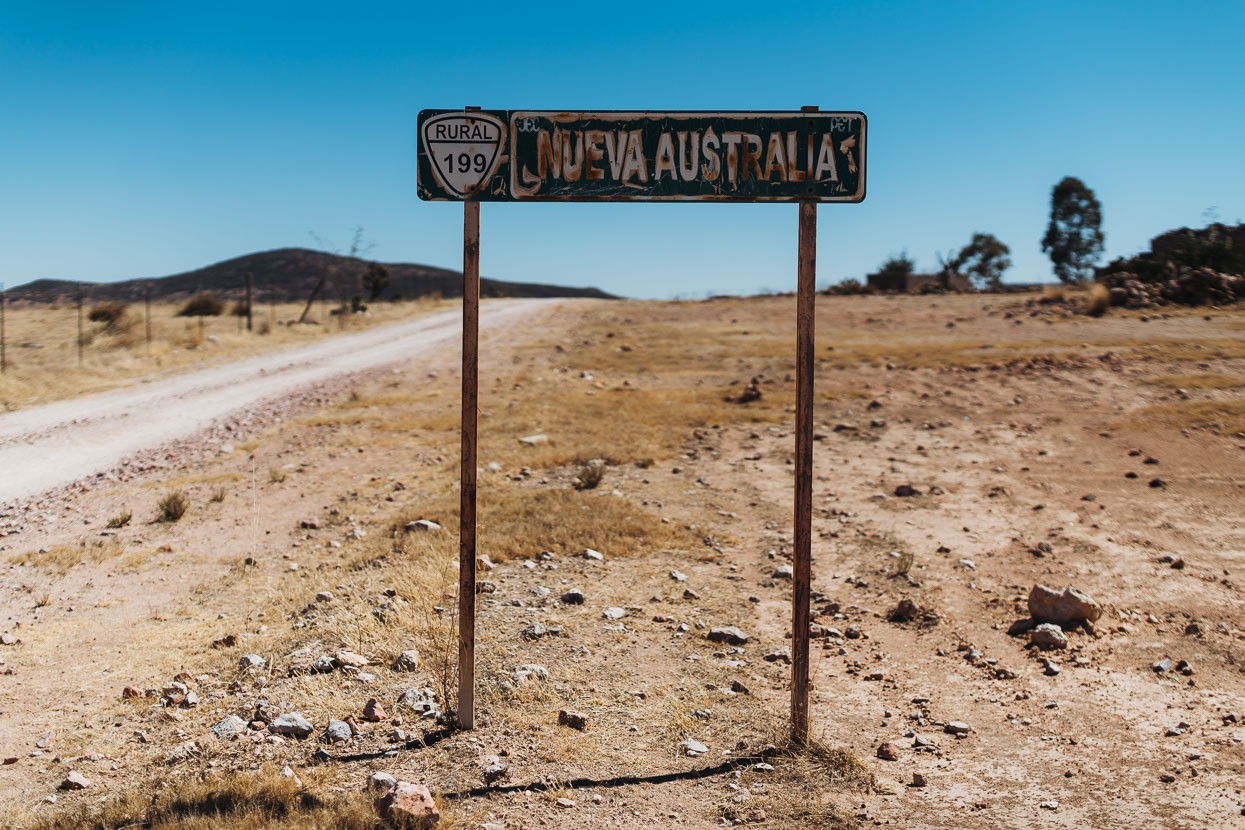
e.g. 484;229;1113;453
458;107;482;731
792;106;819;745
77;286;84;367
245;272;254;332
145;285;152;356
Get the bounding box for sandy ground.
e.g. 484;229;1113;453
0;300;550;504
0;293;1242;828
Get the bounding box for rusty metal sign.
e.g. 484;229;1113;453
418;110;866;202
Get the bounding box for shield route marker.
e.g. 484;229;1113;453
418;107;867;743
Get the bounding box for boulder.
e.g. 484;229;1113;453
1028;585;1102;626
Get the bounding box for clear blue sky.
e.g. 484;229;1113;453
2;1;1242;297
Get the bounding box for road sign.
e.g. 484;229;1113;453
418;110;866;203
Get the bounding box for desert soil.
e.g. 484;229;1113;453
0;293;1242;829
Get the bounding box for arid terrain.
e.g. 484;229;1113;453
0;292;1242;829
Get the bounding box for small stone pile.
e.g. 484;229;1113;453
1102;269;1245;308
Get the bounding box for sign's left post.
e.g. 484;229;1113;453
457;109;483;731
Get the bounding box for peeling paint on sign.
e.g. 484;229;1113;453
417;110;866;203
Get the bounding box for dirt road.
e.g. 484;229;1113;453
0;300;551;505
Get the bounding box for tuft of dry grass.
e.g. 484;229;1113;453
572;460;605;490
156;490;189;522
210;485;228;503
268;467;288;483
105;509;132;529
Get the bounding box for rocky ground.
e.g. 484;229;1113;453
0;293;1242;829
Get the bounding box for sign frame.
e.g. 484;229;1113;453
434;105;863;745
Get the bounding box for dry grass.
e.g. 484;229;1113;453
0;297;453;411
1141;372;1244;389
105;509;132;529
157;490;189;522
393;486;696;565
9;538;125;573
1131;399;1245;435
8;767;380;830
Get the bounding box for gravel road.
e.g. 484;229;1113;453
0;299;552;504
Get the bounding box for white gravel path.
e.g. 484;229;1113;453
0;299;553;504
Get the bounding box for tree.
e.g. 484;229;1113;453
949;232;1012;290
877;252;915;278
363;262;391;302
1041;177;1104;284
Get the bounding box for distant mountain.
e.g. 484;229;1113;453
4;248;617;304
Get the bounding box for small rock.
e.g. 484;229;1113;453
1152;658;1173;674
316;591;334;602
680;739;709;756
393;650;421;672
58;771;91;790
482;760;509;784
369;771;397;791
323;720;352;743
334;650;369;669
707;626;749;645
374;781;440;828
269;713;314;738
519;434;549;446
561;588;585;605
1030;623;1069;651
582;548;604;561
558;710;588;730
602;607;625;620
764;648;792;664
1028;584;1102;626
730;679;751;694
911;772;927;788
404;519;441;533
1039;800;1059;810
239;654;266;671
209;715;247;740
363;699;387;722
669;570;688;582
556;797;575;808
894;484;919;497
299;518;320;530
773;564;794;579
944;721;971;735
877;742;900;761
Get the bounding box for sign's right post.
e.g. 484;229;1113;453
791;105;818;744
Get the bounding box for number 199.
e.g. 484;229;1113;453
443;152;487;173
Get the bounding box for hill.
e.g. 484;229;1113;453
4;248;617;305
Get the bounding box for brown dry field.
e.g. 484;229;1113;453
0;297;453;412
0;292;1243;829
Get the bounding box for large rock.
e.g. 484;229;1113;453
1028;585;1101;626
375;781;440;828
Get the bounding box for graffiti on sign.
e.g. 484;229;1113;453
417;111;866;203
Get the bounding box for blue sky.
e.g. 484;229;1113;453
1;1;1242;298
